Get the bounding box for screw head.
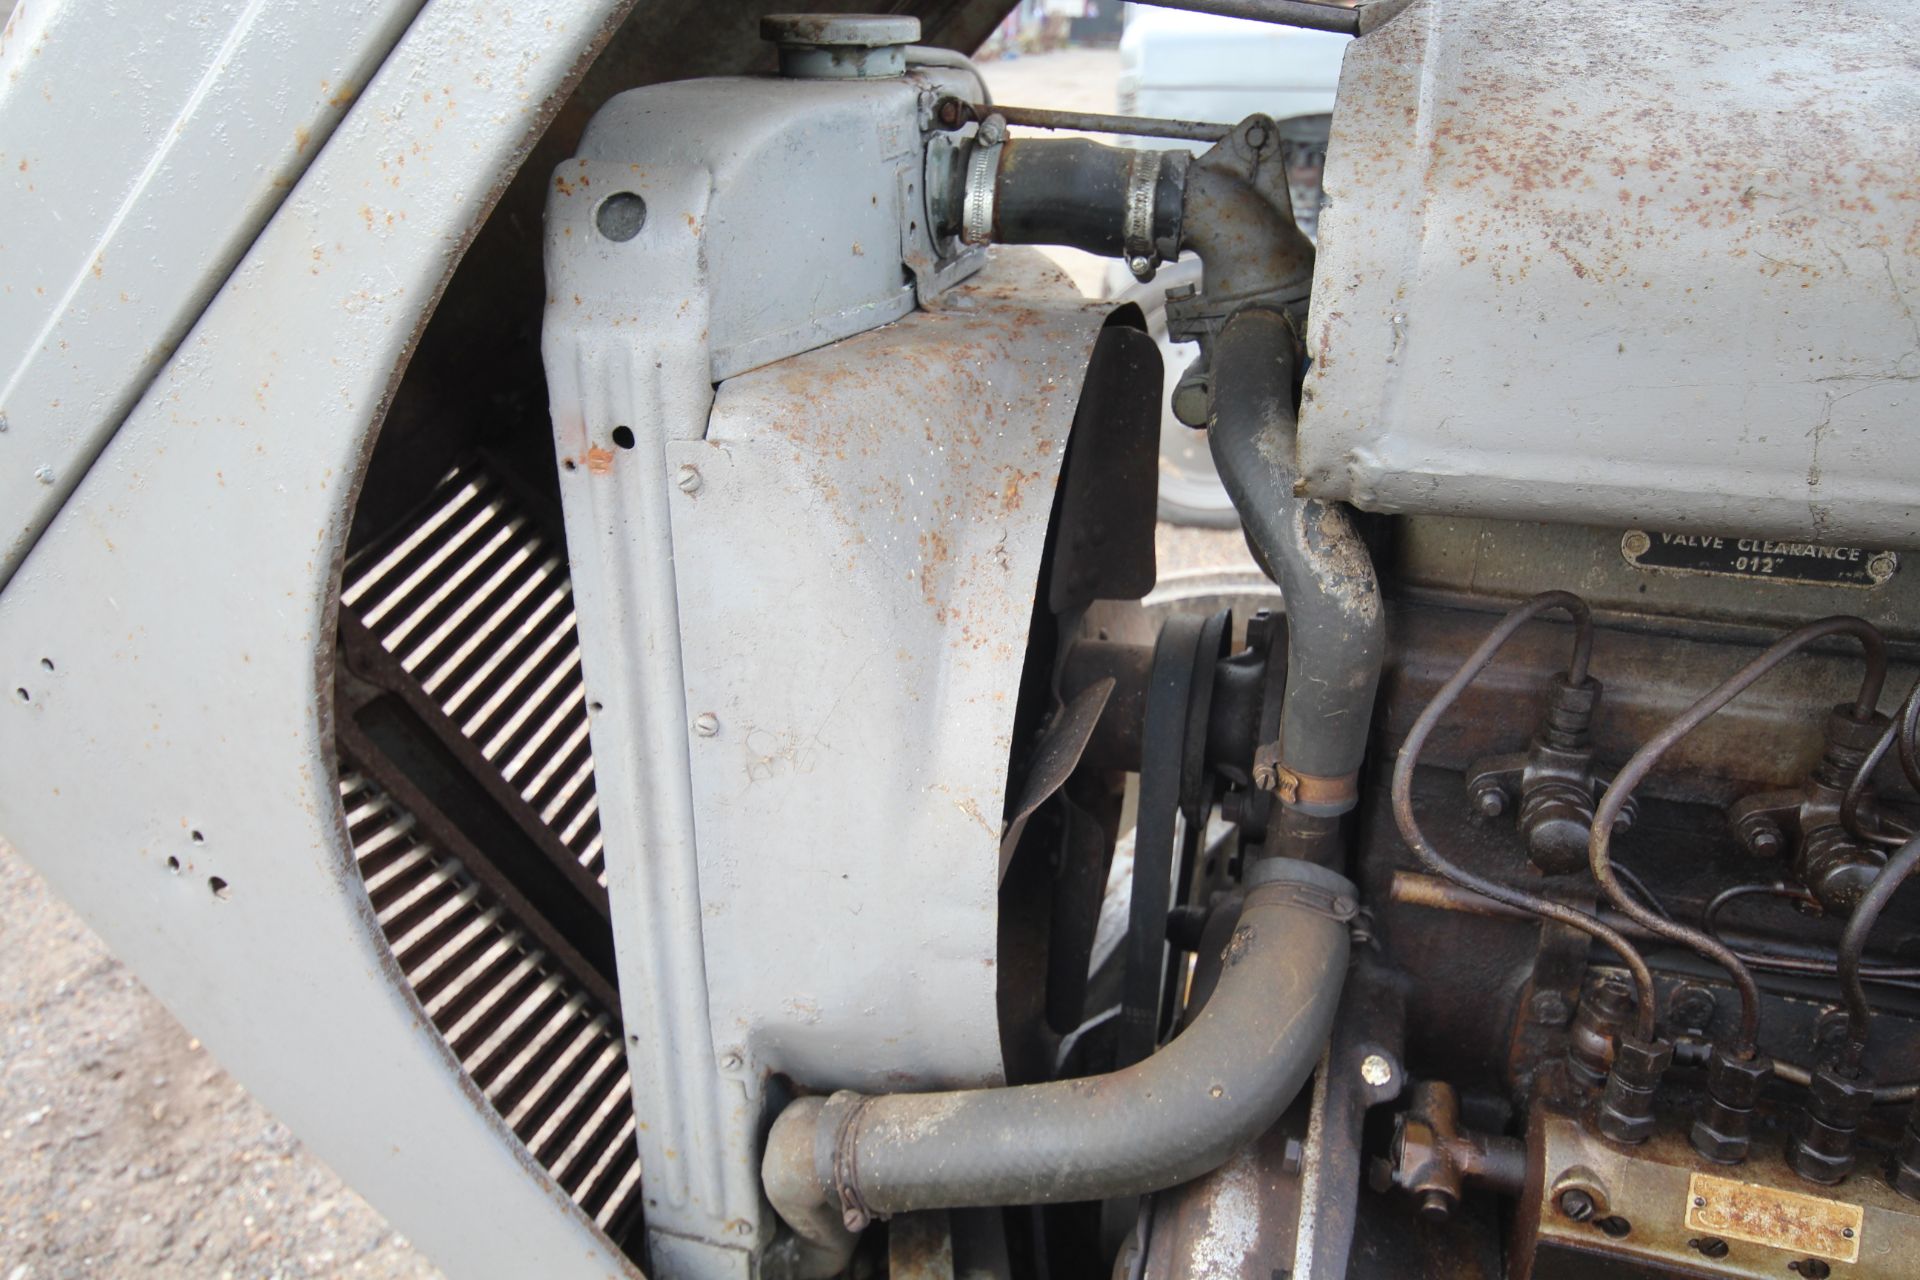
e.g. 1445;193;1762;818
719;1050;744;1071
1737;815;1784;858
1558;1189;1596;1222
676;464;703;495
1667;982;1717;1033
33;464;54;485
693;712;720;737
1621;530;1652;558
1127;254;1155;282
1359;1053;1393;1088
1868;552;1899;585
976;114;1007;147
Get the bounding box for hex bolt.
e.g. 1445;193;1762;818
1557;1189;1595;1222
1598;1036;1672;1145
693;712;720;737
676;464;703;496
1471;782;1507;819
1894;1097;1920;1199
1691;1046;1770;1164
1790;1063;1874;1185
1282;1138;1304;1176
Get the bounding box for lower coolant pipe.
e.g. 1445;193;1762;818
761;857;1354;1269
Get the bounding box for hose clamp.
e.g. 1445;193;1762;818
1252;744;1360;815
1123;149;1163;281
820;1090;879;1231
960;114;1006;246
1245;857;1360;923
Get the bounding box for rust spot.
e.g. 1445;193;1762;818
1685;1171;1861;1263
294;124;311;152
585;446;615;475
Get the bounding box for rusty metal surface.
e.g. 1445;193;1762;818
1391;518;1920;646
1380;597;1920;808
1140;1125;1305;1280
1300;0;1920;548
0;0;653;1276
1687;1171;1862;1264
667;249;1113;1092
1521;1110;1920;1279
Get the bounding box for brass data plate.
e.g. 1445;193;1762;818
1685;1171;1862;1263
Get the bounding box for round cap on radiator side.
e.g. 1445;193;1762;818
762;14;921;79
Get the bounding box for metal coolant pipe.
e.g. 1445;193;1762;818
761;858;1353;1261
1208;308;1383;823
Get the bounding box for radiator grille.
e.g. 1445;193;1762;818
337;461;641;1247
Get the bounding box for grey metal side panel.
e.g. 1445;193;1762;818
0;1;643;1276
677;250;1110;1095
0;0;428;587
1298;0;1920;546
542;75;1007;1271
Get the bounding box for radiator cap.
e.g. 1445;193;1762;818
762;14;920;79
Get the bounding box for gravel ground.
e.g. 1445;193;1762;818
0;46;1247;1280
0;841;443;1280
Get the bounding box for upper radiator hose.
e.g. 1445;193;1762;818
762;858;1353;1259
1209;308;1383;827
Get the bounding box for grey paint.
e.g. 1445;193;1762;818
0;0;428;587
0;1;644;1277
542;65;1105;1269
1299;0;1920;548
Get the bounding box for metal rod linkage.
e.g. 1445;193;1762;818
935;97;1231;144
1131;0;1361;36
